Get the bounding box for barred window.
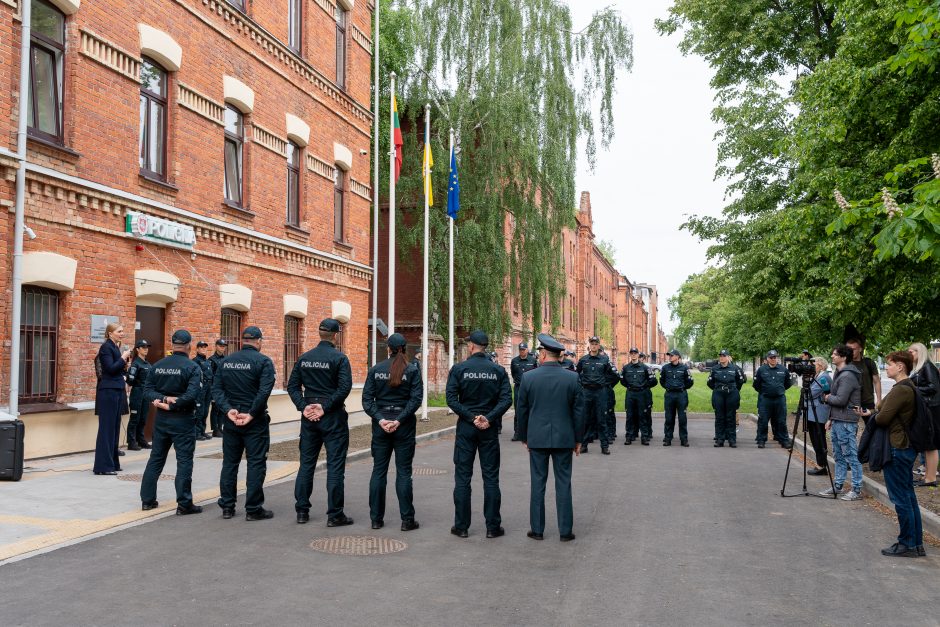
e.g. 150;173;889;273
19;286;58;403
220;308;243;354
284;315;302;380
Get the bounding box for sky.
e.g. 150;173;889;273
567;0;727;335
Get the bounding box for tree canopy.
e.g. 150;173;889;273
376;0;633;339
661;0;940;358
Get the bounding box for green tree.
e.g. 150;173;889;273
377;0;633;338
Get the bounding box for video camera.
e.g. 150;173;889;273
784;355;815;379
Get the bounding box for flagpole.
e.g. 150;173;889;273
388;72;397;335
370;0;380;367
421;104;431;422
448;128;455;373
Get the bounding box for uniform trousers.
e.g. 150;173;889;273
294;413;349;518
712;389;740;443
757;395;789;444
369;410;417;523
663;389;689;443
209;404;225;435
581;387;610;448
127;388;148;445
625;389;653;440
453;423;502;531
528;448;573;536
605;387;617;439
218;416;270;513
194;389;211;436
141;416;195;507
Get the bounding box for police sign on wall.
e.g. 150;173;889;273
125;211;196;250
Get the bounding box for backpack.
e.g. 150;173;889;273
900;379;936;453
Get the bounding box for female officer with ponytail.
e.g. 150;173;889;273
362;333;423;531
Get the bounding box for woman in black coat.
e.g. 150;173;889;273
93;322;131;474
909;342;940;487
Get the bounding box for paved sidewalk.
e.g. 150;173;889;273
1;416;936;626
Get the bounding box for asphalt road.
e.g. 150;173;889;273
2;418;936;626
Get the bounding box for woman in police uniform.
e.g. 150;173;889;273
361;333;423;531
126;339;153;451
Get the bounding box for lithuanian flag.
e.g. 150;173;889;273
393;94;403;182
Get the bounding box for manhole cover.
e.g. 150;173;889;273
116;473;175;482
309;535;407;556
412;467;448;476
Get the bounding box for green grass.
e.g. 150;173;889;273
429;371;801;414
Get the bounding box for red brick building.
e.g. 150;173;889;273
1;0;374;457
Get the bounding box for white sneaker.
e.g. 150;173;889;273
819;486;841;496
841;490;862;501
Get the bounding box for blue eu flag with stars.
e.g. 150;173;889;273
447;147;460;220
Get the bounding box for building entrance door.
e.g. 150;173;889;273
135;306;165;440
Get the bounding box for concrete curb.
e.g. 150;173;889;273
743;413;940;540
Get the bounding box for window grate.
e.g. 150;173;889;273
220;308;243;354
284;315;302;380
19;286;58;403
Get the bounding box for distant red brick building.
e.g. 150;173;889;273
1;0;374;457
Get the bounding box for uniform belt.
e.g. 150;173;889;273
716;385;732;392
665;387;684;392
583;384;602;390
380;406;403;411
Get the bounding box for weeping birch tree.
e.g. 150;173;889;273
378;0;633;339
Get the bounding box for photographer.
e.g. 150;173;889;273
820;345;863;500
807;357;832;475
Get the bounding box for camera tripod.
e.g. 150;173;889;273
781;375;837;499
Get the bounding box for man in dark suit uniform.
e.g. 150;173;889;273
516;333;586;542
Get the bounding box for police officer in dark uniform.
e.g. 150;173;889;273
560;351;576;371
509;342;538;441
207;339;228;437
621;347;657;445
753;349;793;448
660;349;694;446
707;349;746;448
287;318;353;526
446;330;512;539
576;336;618;454
126;339;152;451
212;326;276;521
600;349;620;442
516;333;585;541
140;330;203;514
362;333;423;531
193;341;214;440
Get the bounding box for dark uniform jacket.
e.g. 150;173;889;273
211;345;276;420
445;352;512;429
516;361;586;448
193;354;213;389
560;358;576;371
660;362;694;391
142;351;203;418
286;340;352;414
127;356;152;391
707;363;746;391
208;351;225;377
621;361;657;391
753;363;793;397
576;353;619;389
362;358;423;423
510;354;538;386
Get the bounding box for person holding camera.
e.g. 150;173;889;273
126;339;153;451
806;356;832;475
820;344;863;500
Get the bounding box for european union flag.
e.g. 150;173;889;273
447;147;460;220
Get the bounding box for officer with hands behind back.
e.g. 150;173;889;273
661;349;694;446
446;330;512;539
621;347;657;445
287;318;353;526
362;333;423;531
707;349;746;448
212;326;276;521
516;333;586;542
753;349;793;448
577;336;619;454
140;330;203;515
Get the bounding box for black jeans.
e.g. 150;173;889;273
453;422;501;531
369;411;416;523
294;414;349;518
218;416;270;513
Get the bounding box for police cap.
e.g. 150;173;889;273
719;349;730;357
766;349;780;358
536;333;564;354
629;347;639;354
319;318;340;333
387;333;407;349
134;339;151;349
518;342;528;350
215;338;228;347
242;326;263;340
667;349;681;357
466;330;489;347
196;341;209;348
588;336;600;343
171;329;192;345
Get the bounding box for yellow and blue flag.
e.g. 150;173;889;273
447;147;460;220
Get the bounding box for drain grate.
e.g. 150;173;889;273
309;535;407;556
116;473;175;482
412;467;448;476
